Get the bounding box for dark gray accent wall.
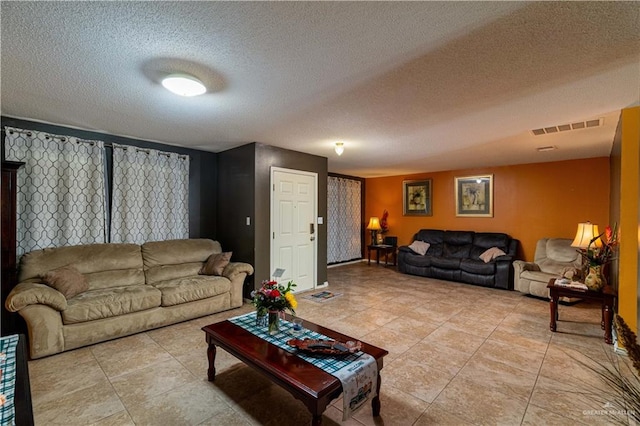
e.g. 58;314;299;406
217;142;328;298
216;143;256;296
1;116;218;239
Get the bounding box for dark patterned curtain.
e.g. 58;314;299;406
327;176;361;263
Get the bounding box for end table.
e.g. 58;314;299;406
367;245;397;266
547;279;617;344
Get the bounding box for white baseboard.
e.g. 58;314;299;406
327;260;362;268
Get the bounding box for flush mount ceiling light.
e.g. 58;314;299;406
161;74;206;97
334;142;344;156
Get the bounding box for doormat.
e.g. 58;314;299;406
303;291;343;303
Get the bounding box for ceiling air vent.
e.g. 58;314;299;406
531;118;603;136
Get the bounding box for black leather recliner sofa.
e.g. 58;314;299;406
397;229;518;290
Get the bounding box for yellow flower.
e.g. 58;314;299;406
285;292;297;310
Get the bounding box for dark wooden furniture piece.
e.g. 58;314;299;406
2;161;24;336
367;245;397;266
202;315;388;426
15;334;34;425
547;279;617;344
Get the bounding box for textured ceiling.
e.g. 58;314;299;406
1;1;639;177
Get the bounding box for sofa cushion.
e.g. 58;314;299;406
152;276;231;307
401;253;433;268
443;231;474;245
84;268;146;291
142;239;221;268
19;243;143;284
444;243;472;259
414;229;445;245
143;239;222;285
200;252;232;276
430;256;461;269
460;259;495;274
442;231;474;258
408;241;430;255
41;265;88;299
473;233;509;250
62;285;161;324
145;263;204;285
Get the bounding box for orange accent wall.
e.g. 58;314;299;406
366;157;610;262
617;106;639;334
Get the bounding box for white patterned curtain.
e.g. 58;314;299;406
327;176;362;263
4;127;108;256
110;143;189;244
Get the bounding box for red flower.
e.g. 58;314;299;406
270;289;280;298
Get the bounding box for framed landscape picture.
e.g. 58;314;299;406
455;175;493;217
403;179;432;216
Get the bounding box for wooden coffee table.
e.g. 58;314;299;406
202;315;388;425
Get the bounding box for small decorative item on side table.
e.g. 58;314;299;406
251;279;297;335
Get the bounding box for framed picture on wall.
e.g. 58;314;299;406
455;174;493;217
403;179;432;216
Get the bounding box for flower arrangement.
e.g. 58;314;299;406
579;223;619;266
251;279;297;316
380;210;389;234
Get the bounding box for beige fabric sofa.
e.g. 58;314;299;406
512;238;581;298
5;239;253;359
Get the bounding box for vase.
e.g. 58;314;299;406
584;265;605;291
268;310;281;335
255;310;267;327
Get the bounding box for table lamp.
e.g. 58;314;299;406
571;221;601;280
366;217;381;245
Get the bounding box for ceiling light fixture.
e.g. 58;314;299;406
161;74;206;97
334;142;344;156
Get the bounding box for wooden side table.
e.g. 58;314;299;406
547;279;617;344
367;245;397;266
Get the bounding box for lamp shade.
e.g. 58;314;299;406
334;142;344;156
571;222;602;248
366;217;381;231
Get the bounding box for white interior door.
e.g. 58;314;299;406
271;167;317;293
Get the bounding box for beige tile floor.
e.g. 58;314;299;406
28;263;634;425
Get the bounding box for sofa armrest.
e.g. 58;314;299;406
222;262;254;280
398;246;416;254
512;260;540;275
494;256;517;290
223;262;254;308
5;282;67;312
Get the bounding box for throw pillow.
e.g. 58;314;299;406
200;252;232;276
479;247;507;263
408;241;430;256
41;265;88;299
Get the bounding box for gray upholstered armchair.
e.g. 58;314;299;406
513;238;581;298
